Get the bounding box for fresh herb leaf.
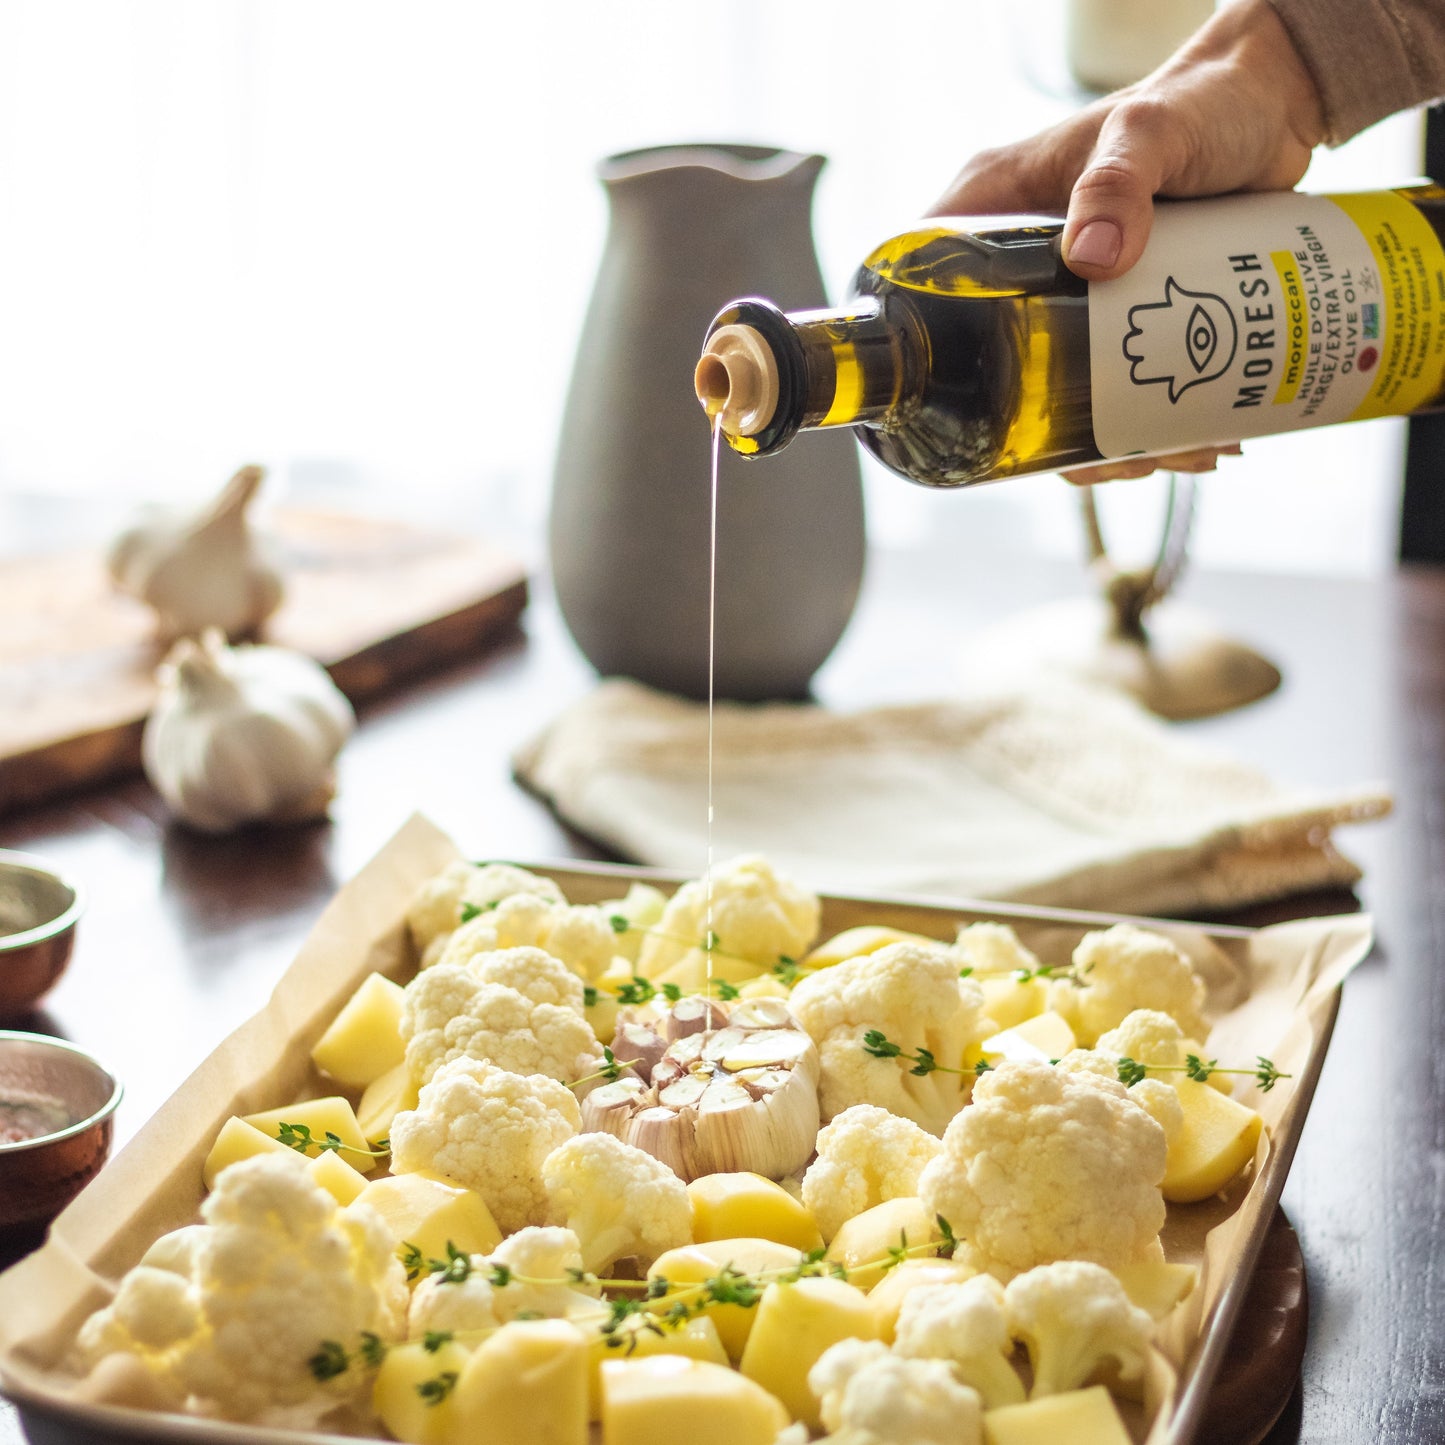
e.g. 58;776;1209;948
935;1215;960;1259
416;1371;459;1406
1116;1057;1149;1088
862;1029;902;1060
421;1331;453;1354
863;1030;968;1077
308;1340;350;1381
615;976;657;1007
433;1242;473;1285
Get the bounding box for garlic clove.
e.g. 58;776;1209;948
107;465;285;640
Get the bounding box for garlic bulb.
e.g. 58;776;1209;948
582;997;821;1181
142;630;355;833
107;465;284;640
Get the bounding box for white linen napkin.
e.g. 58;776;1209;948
513;678;1391;915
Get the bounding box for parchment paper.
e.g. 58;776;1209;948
0;815;1375;1445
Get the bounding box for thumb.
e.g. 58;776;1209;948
1061;101;1177;282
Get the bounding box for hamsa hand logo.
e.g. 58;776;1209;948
1122;278;1238;402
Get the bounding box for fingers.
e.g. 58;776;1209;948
1061;458;1161;486
1061;96;1187;282
928;110;1109;218
1060;444;1241;486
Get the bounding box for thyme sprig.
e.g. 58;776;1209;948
1116;1054;1290;1092
610;972;740;1006
275;1123;390;1160
342;1224;962;1400
957;960;1091;988
864;1032;1288;1093
606;917;800;981
566;1048;641;1091
862;1029;971;1078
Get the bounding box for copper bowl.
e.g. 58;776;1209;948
0;1032;122;1231
0;851;84;1022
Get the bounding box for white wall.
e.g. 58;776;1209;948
0;1;1423;574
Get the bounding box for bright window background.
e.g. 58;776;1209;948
0;1;1423;574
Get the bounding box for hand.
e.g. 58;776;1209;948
931;0;1326;484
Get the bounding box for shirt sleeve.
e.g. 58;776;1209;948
1268;0;1445;143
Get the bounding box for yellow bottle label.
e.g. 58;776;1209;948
1087;188;1445;457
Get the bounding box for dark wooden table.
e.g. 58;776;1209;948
1;533;1441;1444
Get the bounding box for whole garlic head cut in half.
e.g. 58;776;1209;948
581;996;821;1182
107;464;284;640
142;630;355;833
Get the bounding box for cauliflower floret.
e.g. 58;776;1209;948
407;861;565;958
1096;1008;1193;1065
893;1275;1026;1409
407;1268;498;1340
406;1226;602;1337
789;943;991;1135
402;949;601;1086
918;1060;1167;1281
542;1133;692;1274
389;1059;580;1233
1055;924;1208;1046
954;921;1041;975
810;1338;983;1444
136;1224;210;1277
636;855;820;979
78;1154;406;1422
78;1267;203;1359
1122;1077;1184;1145
401;1201;601;1337
487;1226;603;1321
1004;1259;1154;1398
801;1104;943;1243
433;892;617;983
1058;1023;1190;1148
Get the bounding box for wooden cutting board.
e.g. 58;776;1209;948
0;509;529;816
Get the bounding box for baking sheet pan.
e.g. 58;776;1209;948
0;814;1373;1444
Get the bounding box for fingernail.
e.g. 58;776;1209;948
1068;220;1122;270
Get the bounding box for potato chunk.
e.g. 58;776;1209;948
241;1097;378;1174
983;1384;1132;1444
310;972;407;1088
601;1357;788;1445
687;1173;823;1253
738;1277;876;1430
353;1170;503;1261
1161;1078;1264;1203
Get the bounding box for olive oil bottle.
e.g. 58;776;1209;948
696;185;1445;487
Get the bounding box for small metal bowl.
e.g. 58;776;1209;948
0;850;84;1022
0;1031;122;1231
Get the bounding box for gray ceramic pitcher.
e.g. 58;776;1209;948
549;144;865;702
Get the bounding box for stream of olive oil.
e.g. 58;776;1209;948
704;418;720;1017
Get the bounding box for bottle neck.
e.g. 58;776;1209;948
697;299;910;456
